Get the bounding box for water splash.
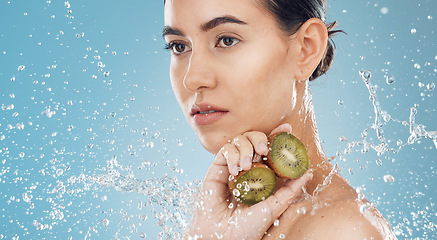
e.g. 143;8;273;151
93;157;201;237
339;70;436;158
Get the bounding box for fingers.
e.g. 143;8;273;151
243;132;269;156
225;131;270;176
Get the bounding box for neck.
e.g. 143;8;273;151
283;80;332;194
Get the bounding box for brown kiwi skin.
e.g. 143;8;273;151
228;163;275;205
266;132;310;179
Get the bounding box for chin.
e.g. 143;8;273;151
195;129;231;155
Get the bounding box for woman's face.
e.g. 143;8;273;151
164;0;301;154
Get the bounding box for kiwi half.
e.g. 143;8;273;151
229;163;276;206
267;132;310;179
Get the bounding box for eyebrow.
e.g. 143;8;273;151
162;15;247;38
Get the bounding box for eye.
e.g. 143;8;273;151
216;36;240;48
166;42;191;55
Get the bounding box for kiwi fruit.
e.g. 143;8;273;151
267;132;310;179
229;163;276;206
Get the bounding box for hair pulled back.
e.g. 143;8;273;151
260;0;343;81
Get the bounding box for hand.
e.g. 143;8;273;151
184;123;313;240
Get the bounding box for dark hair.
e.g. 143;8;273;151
164;0;343;80
260;0;344;81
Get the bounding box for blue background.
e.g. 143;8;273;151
1;0;436;239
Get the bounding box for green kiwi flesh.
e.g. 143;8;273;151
233;166;276;206
269;132;309;179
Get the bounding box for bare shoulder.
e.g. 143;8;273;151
288;199;396;240
264;174;397;240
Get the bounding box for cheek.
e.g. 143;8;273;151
169;63;189;110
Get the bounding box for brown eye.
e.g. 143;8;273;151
217;37;239;48
174;43;186;53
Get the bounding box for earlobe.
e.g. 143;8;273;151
292;18;328;81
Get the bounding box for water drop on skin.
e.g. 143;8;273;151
360;205;368;214
274;219;280;226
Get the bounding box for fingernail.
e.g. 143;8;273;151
258;143;269;155
244;157;252;169
232;165;239;176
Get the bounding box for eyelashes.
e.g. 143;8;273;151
164;35;240;55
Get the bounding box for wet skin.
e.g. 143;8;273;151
164;0;396;239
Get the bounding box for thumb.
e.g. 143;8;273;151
251;170;313;224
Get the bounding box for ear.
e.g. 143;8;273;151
291;18;328;81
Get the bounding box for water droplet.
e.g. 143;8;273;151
23;192;33;203
232;188;240;197
228;175;235;181
17;65;25;71
228;202;234;209
380;7;389;15
383;174;395;183
382;111;391;122
414;63;421;69
102;219;109;226
139;233;146;238
153;131;160;138
274;219;280;226
56;169;64;176
2;104;15;111
376;159;382;166
19;152;25;158
11;76;16;81
110;112;116;117
386;75;395;84
112;51;117;56
337;100;343;105
279;234;286;239
360;204;368;214
103;71;110;77
76;32;84;38
359;70;371;83
410;28;417;34
427;82;435;91
16;123;25;130
146;141;154;148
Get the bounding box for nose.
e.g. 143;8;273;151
183;50;216;92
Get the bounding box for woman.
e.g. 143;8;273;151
163;0;396;239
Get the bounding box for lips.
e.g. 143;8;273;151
190;103;229;125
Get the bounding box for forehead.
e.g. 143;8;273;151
164;0;268;27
